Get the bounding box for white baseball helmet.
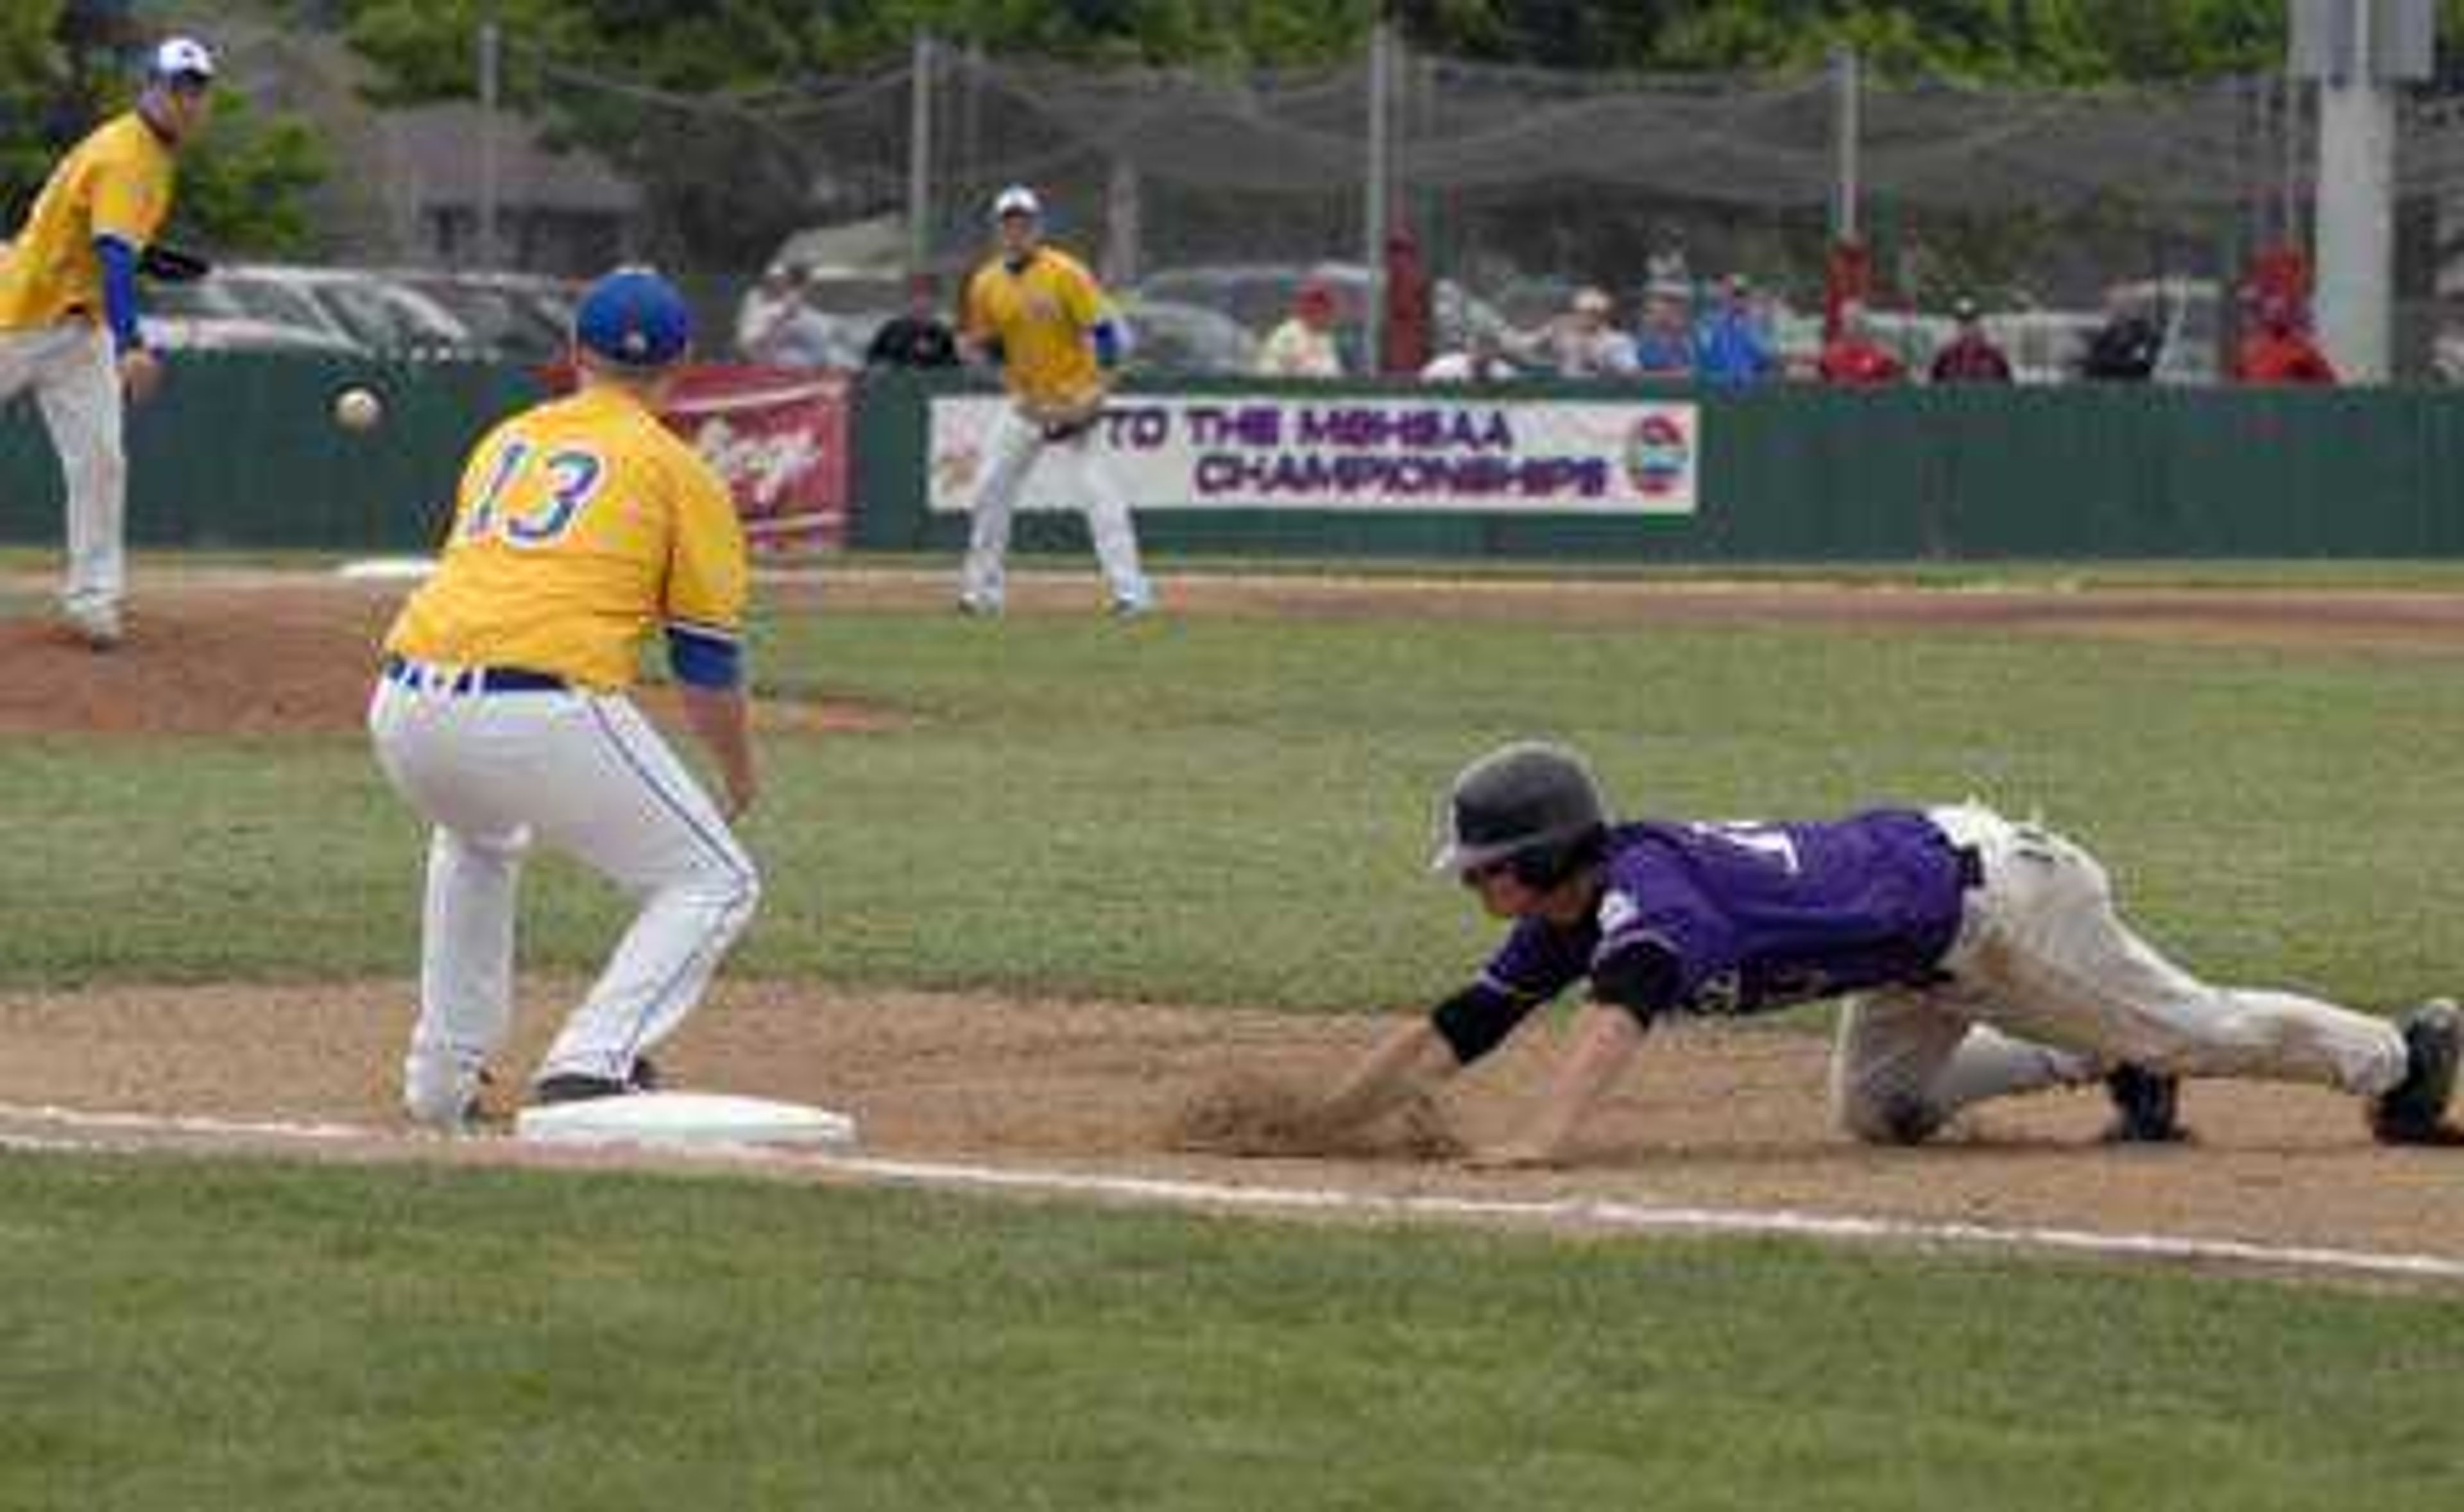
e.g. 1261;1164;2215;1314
992;185;1042;220
149;36;217;83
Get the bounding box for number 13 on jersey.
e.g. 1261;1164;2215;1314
463;439;606;547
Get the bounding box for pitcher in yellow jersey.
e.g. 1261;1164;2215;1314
369;267;762;1130
955;184;1153;616
0;37;215;649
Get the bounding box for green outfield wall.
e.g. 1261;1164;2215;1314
4;356;2459;560
856;372;2464;561
0;353;543;554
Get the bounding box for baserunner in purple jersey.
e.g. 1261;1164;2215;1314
1307;741;2462;1168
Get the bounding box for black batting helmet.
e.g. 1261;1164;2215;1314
1430;741;1611;884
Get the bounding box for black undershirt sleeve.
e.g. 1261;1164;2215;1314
1428;981;1544;1067
1588;939;1683;1027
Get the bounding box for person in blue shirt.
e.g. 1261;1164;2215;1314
1630;284;1695;379
1304;742;2460;1168
1690;273;1780;387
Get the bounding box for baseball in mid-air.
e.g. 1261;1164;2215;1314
333;386;384;431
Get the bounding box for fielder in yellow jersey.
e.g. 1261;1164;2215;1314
0;37;215;648
954;184;1152;617
385;384;748;692
370;268;762;1130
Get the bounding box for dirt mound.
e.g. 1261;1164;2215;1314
0;578;896;736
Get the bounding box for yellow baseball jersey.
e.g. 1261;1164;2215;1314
385;385;748;692
0;113;176;332
964;247;1109;404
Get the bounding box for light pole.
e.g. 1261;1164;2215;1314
2295;0;2434;381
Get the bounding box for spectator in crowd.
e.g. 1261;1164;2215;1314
1928;296;2014;383
2233;291;2338;386
738;262;837;368
1691;274;1779;387
735;263;796;351
1630;283;1695;379
1539;286;1639;379
1816;299;1906;386
2078;286;2164;382
1645;245;1691;296
1382;230;1434;376
864;273;962;370
1256;279;1344;377
1421;323;1518;383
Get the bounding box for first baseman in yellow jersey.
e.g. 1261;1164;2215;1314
370;267;762;1129
955;184;1153;616
0;37;216;648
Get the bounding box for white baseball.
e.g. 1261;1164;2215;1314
334;386;384;431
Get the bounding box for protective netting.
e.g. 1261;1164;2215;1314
472;36;2464;380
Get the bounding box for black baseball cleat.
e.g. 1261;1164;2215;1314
2369;999;2464;1146
531;1073;628;1106
529;1058;661;1108
2100;1063;2189;1144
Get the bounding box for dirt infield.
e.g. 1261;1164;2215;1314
4;567;2463;1272
3;979;2460;1269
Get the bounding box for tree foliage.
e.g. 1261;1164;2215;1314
0;1;327;256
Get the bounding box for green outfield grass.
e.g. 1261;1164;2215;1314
4;592;2461;1007
6;572;2464;1507
2;1153;2459;1512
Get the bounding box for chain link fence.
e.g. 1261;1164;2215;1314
332;32;2464;382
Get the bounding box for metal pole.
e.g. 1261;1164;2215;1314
477;17;501;268
2280;68;2302;246
907;31;934;279
1831;44;1861;245
1363;17;1393;372
2316;0;2396;379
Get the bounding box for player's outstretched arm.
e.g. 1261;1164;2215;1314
1312;1019;1460;1138
1466;1002;1647;1169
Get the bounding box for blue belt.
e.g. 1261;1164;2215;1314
384;654;568;694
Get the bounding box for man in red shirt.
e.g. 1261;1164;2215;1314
1929;296;2014;383
1818;300;1904;385
2235;294;2338;385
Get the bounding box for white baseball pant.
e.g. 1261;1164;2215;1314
1831;802;2408;1141
959;402;1151;611
0;320;126;618
368;667;760;1126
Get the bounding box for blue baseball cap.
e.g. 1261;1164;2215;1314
574;267;690;369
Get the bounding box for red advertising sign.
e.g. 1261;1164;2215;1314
659;365;851;553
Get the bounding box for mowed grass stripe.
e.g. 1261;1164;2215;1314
3;604;2459;1008
1;1151;2459;1512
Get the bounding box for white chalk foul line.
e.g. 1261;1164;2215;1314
3;1100;2461;1284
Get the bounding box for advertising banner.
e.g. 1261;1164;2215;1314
663;366;852;551
927;392;1700;516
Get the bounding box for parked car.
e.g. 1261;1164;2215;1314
2107;277;2223;385
1116;296;1258;374
391;269;579;361
260;264;474;356
140;311;364;356
1983;309;2108;385
165;264;470;356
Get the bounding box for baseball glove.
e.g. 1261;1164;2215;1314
139;244;213;283
1021;388;1106;443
